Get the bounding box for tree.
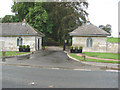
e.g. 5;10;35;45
25;3;53;37
10;1;88;43
11;2;53;38
11;2;35;22
0;18;2;23
2;15;12;23
42;2;88;42
2;15;21;23
99;24;112;34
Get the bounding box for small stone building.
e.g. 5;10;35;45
0;23;44;51
69;23;111;52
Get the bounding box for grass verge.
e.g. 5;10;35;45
0;51;30;57
83;52;119;60
69;54;120;64
107;37;120;43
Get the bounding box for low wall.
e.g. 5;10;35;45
0;36;36;51
106;42;119;53
0;41;5;51
76;42;119;53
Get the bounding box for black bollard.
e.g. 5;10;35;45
63;40;66;51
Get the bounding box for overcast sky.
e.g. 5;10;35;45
0;0;119;37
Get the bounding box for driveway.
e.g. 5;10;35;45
4;46;101;70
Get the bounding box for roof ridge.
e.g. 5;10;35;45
27;23;37;34
27;23;44;36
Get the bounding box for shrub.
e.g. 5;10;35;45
23;45;26;48
19;45;23;48
70;46;73;49
79;46;83;49
27;45;30;48
75;46;78;50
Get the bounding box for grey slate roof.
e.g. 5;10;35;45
69;24;110;36
0;23;44;36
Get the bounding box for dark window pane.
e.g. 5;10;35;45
17;38;19;46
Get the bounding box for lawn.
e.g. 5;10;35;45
83;52;119;60
107;37;120;43
69;53;120;64
0;51;30;57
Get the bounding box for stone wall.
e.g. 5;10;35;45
106;42;119;53
72;36;119;53
0;40;5;51
0;36;42;51
72;36;107;52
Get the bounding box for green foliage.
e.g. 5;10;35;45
23;45;26;48
11;2;35;21
99;24;112;34
70;46;73;50
2;15;12;23
0;51;30;57
19;45;30;48
2;15;22;23
25;5;48;32
107;37;120;43
69;53;120;63
11;2;54;38
0;18;2;23
27;45;30;48
42;2;88;41
84;52;119;60
75;46;78;49
9;1;88;42
19;45;23;48
79;46;83;49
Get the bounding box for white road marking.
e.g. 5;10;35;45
49;85;56;88
106;70;119;72
50;68;60;70
29;81;36;85
73;69;91;71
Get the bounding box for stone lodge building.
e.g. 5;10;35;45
69;23;112;52
0;23;44;51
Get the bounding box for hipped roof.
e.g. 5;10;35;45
0;23;44;37
69;24;110;36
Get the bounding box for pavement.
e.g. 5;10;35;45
1;46;120;71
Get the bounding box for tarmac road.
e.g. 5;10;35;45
2;65;118;88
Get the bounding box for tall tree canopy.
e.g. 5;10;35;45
99;24;112;34
11;2;35;22
2;15;20;23
42;2;88;41
3;1;89;42
12;2;53;38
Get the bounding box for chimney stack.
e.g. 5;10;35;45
22;19;26;26
86;17;90;25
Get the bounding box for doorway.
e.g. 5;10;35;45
38;38;40;50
